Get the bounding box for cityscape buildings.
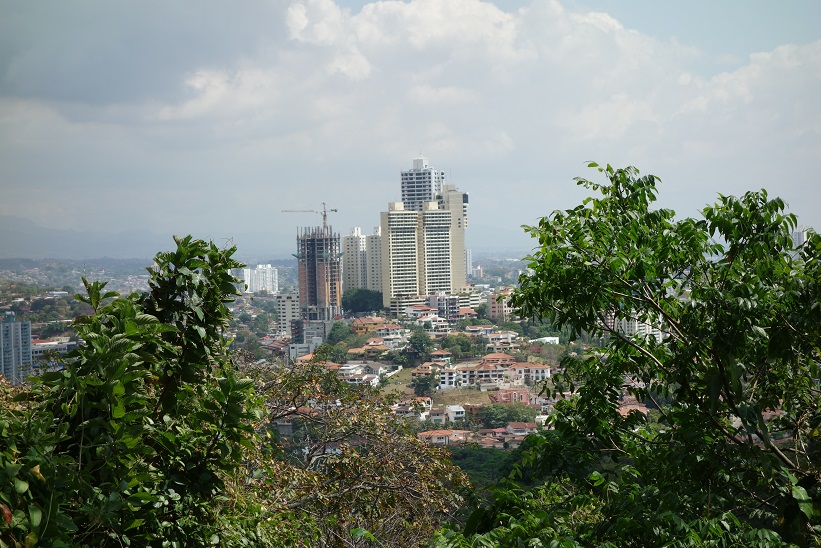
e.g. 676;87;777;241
1;311;32;385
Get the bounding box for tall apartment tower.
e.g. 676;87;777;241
380;201;455;308
437;183;469;292
401;156;445;211
1;311;32;385
381;203;421;308
295;226;342;321
274;292;300;338
242;264;278;294
341;227;382;294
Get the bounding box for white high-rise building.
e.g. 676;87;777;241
274;292;300;338
342;227;382;294
401;156;445;212
381;203;421;308
243;264;278;294
1;311;32;385
381;157;470;313
380;201;455;309
420;202;453;295
437;183;469;293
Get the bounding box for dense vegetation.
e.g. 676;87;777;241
435;165;821;546
0;236;466;547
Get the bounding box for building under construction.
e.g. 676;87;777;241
295;225;342;321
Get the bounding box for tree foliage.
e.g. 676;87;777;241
341;288;383;315
1;236;260;547
438;164;821;546
1;236;468;547
475;403;538;429
242;359;469;546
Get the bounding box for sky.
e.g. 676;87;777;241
1;0;819;259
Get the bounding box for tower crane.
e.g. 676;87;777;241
281;202;338;229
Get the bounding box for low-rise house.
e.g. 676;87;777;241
429;407;447;424
506;422;539;436
438;367;460;390
352;316;386;335
464;324;494;336
392;403;430;422
488;388;531;404
454;307;478;321
412;362;445;378
429;349;453;364
486;340;521;353
446;405;466;423
481;353;517;366
406;304;438;319
417;429;471;446
362;362;390;376
343;373;380;387
508;363;552;386
375;323;407;338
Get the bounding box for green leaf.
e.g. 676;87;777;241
28;505;42;528
13;477;29;494
350;528;375;541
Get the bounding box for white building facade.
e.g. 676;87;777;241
342;226;382;294
401;156;445;211
242;264;278;294
1;312;32;385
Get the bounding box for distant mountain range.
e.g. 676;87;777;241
0;215;533;261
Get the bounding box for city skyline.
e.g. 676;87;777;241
1;0;819;260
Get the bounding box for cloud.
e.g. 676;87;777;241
0;0;819;255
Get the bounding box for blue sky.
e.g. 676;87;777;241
1;0;819;258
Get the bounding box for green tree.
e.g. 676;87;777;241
413;372;439;397
1;236;262;546
341;288;383;314
407;330;434;364
245;359;469;546
441;333;473;354
326;321;353;344
476;403;538;429
437;164;821;546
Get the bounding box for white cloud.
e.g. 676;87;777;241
0;0;819;252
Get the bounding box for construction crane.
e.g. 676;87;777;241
281;202;338;229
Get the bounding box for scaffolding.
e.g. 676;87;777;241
294;225;342;321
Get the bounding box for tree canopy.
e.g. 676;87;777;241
341;288;383;315
0;236;467;547
436;164;821;546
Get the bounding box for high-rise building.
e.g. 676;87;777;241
380;201;456;309
381;203;421;308
295;226;342;321
342;227;382;294
401;156;445;211
437;183;469;293
242;264;278;294
419;202;453;295
380;157;470;313
274;292;300;338
1;311;32;385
